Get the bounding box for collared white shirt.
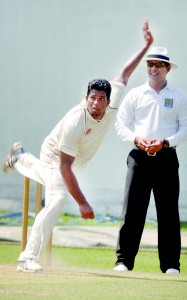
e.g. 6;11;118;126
115;81;187;147
42;82;125;168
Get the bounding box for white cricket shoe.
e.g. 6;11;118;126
113;263;128;271
17;260;43;273
2;142;25;173
166;268;179;274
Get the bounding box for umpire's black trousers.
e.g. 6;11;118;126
115;147;181;272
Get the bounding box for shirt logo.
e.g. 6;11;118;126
164;98;173;108
85;128;92;135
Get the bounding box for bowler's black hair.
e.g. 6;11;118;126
87;79;111;100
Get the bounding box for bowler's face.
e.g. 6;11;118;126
86;89;110;120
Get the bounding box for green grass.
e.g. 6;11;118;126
0;243;187;300
1;211;187;231
1;211;187;299
57;214;187;231
1;266;187;300
0;242;187;273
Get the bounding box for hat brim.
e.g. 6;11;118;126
142;57;178;69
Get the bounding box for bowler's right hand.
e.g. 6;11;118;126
79;202;95;219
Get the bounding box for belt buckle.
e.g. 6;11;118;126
147;152;156;156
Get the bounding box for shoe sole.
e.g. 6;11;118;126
17;267;43;273
2;142;23;173
2;155;14;173
9;142;23;155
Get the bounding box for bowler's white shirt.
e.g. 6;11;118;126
42;81;125;168
115;81;187;147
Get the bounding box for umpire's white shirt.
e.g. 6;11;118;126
115;81;187;147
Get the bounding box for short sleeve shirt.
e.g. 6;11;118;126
115;81;187;147
42;81;125;167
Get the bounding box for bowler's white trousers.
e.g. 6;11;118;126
15;150;68;262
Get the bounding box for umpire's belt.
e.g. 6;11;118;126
133;145;176;156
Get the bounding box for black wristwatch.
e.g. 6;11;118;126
163;139;170;148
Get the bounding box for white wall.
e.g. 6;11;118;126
0;0;187;220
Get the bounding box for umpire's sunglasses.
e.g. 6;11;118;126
147;61;166;68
